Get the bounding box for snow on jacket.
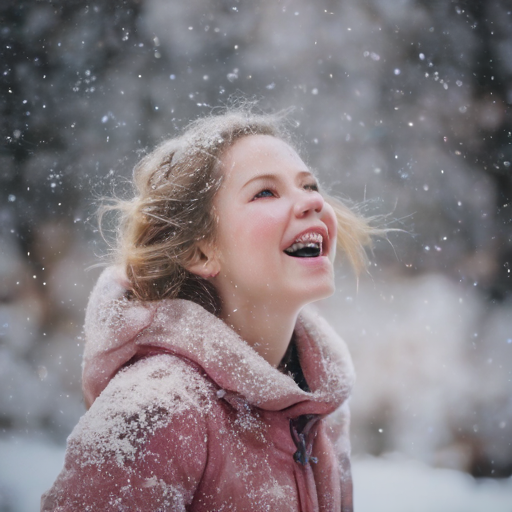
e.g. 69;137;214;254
41;266;355;512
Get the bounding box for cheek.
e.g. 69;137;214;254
324;206;338;253
245;212;282;239
239;211;288;265
222;202;282;239
220;210;285;276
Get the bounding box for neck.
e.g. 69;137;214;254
219;298;299;368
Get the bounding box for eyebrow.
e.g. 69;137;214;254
241;170;317;190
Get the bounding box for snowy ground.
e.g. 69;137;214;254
352;453;512;512
1;436;511;512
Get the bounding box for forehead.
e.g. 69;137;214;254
219;135;310;184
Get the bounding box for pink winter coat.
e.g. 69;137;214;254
41;267;355;511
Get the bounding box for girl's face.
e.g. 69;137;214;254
207;135;337;313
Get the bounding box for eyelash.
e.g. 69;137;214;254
253;189;276;199
252;182;319;200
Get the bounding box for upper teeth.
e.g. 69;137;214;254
285;233;323;254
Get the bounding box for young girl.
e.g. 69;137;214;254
42;109;377;512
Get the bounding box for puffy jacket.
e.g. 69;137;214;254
41;267;355;511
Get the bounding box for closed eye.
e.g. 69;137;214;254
253;189;276;199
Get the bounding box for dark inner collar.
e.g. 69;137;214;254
278;334;310;393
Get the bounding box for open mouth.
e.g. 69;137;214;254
284;232;323;258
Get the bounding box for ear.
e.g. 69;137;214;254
185;242;221;279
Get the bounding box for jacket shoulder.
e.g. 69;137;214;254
73;353;214;466
42;354;214;511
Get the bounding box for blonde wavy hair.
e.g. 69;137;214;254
101;108;381;312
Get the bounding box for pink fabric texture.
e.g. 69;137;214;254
42;267;355;511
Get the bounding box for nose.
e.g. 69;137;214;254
293;190;325;218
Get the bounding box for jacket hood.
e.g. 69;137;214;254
83;267;355;414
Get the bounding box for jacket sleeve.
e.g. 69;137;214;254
41;354;209;511
325;401;353;512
